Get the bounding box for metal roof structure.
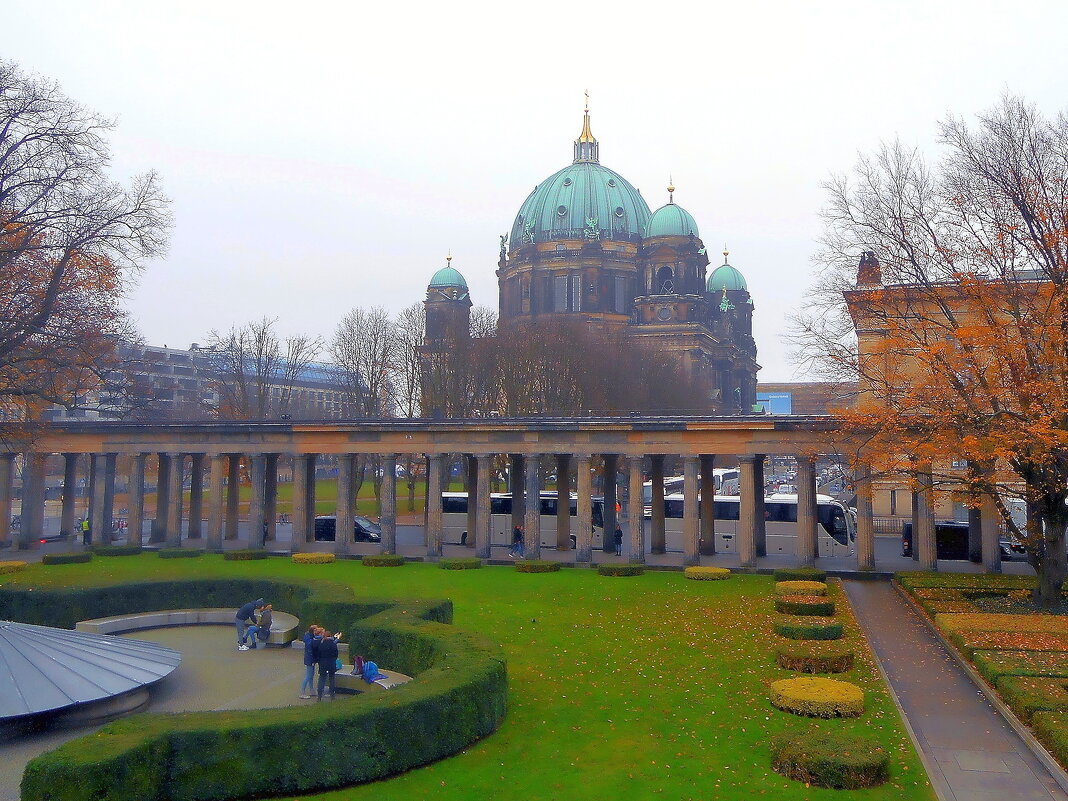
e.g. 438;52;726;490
0;621;181;721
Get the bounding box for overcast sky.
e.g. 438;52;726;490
6;1;1068;381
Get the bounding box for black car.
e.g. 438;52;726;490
313;515;382;543
902;521;1012;561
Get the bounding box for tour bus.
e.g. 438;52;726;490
642;468;740;515
654;491;855;557
441;491;606;549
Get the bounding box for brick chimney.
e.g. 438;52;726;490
857;250;882;288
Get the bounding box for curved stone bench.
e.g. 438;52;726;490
75;608;299;646
335;666;412;693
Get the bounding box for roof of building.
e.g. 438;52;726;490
428;264;469;290
707;260;748;292
647;200;700;239
0;620;181;721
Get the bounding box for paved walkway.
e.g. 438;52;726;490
844;580;1068;801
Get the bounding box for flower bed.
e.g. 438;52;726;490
0;560;27;574
683;566;731;580
775;595;835;616
362;554;406;567
773;616;843;640
972;649;1068;683
774;567;827;582
597;563;644;577
775;580;827;596
223;549;267;561
292;552;335;564
439;557;482;570
515;560;560;573
995;676;1068;722
775;641;855;674
41;552;92;565
770;676;864;718
771;732;889;789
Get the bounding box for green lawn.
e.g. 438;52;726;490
2;559;932;800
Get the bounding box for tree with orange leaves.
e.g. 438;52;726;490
794;96;1068;608
0;60;169;424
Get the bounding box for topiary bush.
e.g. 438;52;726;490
515;560;560;573
771;732;889;789
223;549;268;561
775;580;828;596
439;557;482;570
362;554;406;567
1033;710;1068;770
158;548;204;559
0;560;27;574
770;676;864;718
598;563;645;577
292;552;335;564
776;640;855;674
41;552;92;565
775;595;836;616
996;675;1068;722
684;566;731;580
774;567;826;582
774;616;843;640
90;544;142;556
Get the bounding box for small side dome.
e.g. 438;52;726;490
646;202;699;239
707;262;747;293
428;264;468;290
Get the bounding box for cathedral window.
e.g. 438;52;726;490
571;273;582;311
554;275;568;311
614;276;628;314
657;265;674;294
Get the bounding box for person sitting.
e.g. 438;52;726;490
361;659;386;683
247;603;273;648
235;598;265;651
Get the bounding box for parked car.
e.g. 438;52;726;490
313;515;382;543
902;521;1012;561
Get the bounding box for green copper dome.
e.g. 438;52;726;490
428;264;468;289
707;262;747;292
646;202;699;238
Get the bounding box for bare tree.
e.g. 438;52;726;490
331;306;397;416
276;333;324;417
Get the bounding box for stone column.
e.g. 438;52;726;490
165;454;183;548
981;493;1002;574
20;452;46;549
475;454;493;558
61;453;79;537
650;454;666;554
754;454;767;557
683;455;700;566
290;454;309;553
225;455;241;541
206;455;225;551
153;454;171;544
627;456;645;564
524;453;542;560
601;454;618;552
738;455;759;567
127;454;146;549
699;455;716;555
426;454;444;559
509;454;525;534
102;453;116;546
575;455;593;563
334;454;354;556
556;453;571;549
795;456;818;567
0;453;16;546
465;455;477;547
87;454;98;545
248;454;267;550
915;466;937;571
855;463;875;571
264;454;278;543
381;453;397;555
187;454;205;539
90;454;107;547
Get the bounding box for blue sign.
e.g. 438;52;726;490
756;392;793;415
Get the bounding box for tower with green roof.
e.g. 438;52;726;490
424;254;471;352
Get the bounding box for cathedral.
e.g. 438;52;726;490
424;105;760;413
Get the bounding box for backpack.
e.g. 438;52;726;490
362;660;379;682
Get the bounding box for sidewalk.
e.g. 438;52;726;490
844;580;1067;801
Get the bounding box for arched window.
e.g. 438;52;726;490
657;265;674;294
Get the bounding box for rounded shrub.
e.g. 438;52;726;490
292;552;336;565
775;580;827;596
0;560;27;574
770;676;864;718
771;732;889;788
158;548;204;559
684;566;731;580
515;560;560;573
224;549;268;561
775;595;836;616
774;616;843;640
439;557;482;570
774;567;827;582
91;544;142;557
776;641;855;673
598;563;645;577
362;554;406;567
41;552;92;565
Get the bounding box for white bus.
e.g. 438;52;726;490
642;469;740;514
654;492;855;557
441;492;607;549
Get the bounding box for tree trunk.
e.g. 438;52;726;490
1035;516;1066;610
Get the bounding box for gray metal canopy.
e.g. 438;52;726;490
0;620;181;721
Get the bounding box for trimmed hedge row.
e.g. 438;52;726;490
775;595;835;616
774;568;826;582
945;628;1068;658
0;560;27;574
996;676;1068;722
223;549;267;561
771;732;889;789
41;552;92;565
598;563;644;577
775;580;827;596
90;544;142;556
776;641;855;674
683;566;731;580
1;577;507;801
158;548;204;559
774;616;843;641
936;613;1068;635
1034;710;1068;769
770;676;864;718
898;571;1035;591
439;557;482;570
972;649;1068;683
362;554;406;567
515;560;560;573
292;552;336;564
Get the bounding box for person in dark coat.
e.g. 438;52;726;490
317;630;340;700
510;524;524;558
235;598;265;650
246;604;273;649
299;624;322;699
614;525;623;556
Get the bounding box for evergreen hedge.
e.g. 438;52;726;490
362;554;406;567
771;732;889;789
292;552;336;564
90;544;142;556
0;560;27;574
1;577;507;801
773;617;844;640
439;557;482;570
996;675;1068;722
775;595;836;616
1033;710;1068;769
774;567;827;582
515;560;561;573
770;676;864;718
158;548;204;559
683;566;731;580
41;552;92;565
775;641;855;674
597;563;645;577
223;549;268;561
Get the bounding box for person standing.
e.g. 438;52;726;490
317;630;340;701
614;524;623;556
299;625;322;699
235;598;265;651
248;603;273;649
510;524;524;558
80;518;90;545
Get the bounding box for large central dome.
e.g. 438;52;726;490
510;111;651;246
